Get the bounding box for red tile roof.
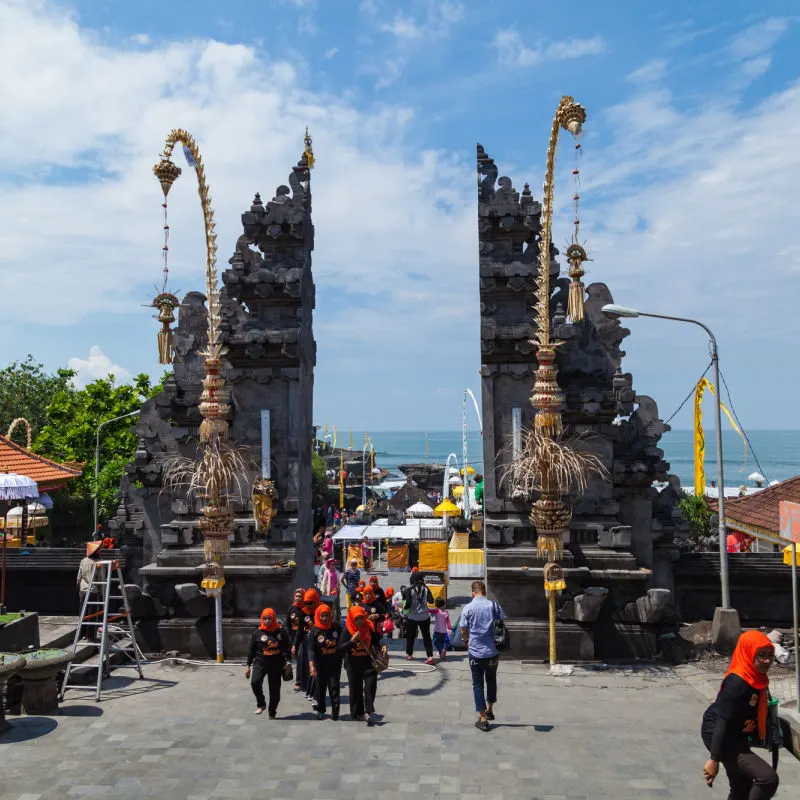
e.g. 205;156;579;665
717;475;800;538
0;434;83;490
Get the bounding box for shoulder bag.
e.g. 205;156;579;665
492;601;508;651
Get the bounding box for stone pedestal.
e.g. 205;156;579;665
711;606;742;655
18;649;73;715
0;654;26;733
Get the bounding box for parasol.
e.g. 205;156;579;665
460;466;476;476
434;499;461;518
449;476;462;486
5;503;49;529
0;473;39;501
452;485;464;498
406;501;434;518
748;472;766;483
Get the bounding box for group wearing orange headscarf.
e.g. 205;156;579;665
701;630;778;797
245;608;292;717
307;603;344;720
342;605;387;727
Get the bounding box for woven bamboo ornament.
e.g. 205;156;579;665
152;156;183;364
6;418;32;450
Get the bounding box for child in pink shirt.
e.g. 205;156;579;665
429;596;453;660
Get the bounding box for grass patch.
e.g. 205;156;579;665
0;612;23;624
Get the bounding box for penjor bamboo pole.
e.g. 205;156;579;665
548;590;557;666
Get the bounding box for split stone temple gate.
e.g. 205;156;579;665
477;145;688;660
109;149;316;657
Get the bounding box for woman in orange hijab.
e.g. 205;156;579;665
342;605;388;726
296;588;321;702
307;604;343;720
701;630;779;798
245;608;291;717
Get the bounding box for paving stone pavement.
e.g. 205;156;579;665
2;645;800;800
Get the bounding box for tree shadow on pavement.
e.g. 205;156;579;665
0;716;58;743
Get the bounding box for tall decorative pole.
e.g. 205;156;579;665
529;96;587;562
153;130;232;662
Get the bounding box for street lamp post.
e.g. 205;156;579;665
601;304;740;647
94;410;141;533
362;440;374;508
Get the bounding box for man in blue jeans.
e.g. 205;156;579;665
460;580;503;731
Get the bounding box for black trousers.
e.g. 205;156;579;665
702;732;779;799
314;657;342;718
251;657;284;714
346;656;377;717
405;617;433;657
295;636;310;692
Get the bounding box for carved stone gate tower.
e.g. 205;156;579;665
110;147;315;655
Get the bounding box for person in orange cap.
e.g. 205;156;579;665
76;541;103;642
342;605;388;726
701;630;778;797
245;609;291;717
307;604;343;720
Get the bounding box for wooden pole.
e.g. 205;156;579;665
548;590;557;666
1;533;7;614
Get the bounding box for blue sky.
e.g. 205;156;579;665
1;0;798;432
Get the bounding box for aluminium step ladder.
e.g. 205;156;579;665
60;559;144;701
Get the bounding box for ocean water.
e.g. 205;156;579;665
355;429;800;490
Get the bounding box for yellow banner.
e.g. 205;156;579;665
693;378;747;495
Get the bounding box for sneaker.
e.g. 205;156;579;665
293;685;302;692
475;719;490;732
315;711;325;720
254;707;265;715
268;711;276;719
365;715;374;727
306;694;314;702
485;710;495;721
331;714;339;721
424;657;435;666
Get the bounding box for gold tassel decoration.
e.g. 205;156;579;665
565;243;588;324
536;533;563;562
534;412;563;438
153;293;179;365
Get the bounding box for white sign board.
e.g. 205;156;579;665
512;407;522;459
261;410;271;479
779;500;800;544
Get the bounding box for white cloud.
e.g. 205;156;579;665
130;33;150;46
729;17;790;61
298;15;318;36
493;30;606;67
627;58;668;84
324;46;338;59
68;346;132;388
380;12;423;39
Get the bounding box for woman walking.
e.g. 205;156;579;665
342;605;387;726
358;586;386;634
341;558;361;610
701;630;779;798
297;588;320;702
319;557;340;621
245;608;291;717
402;571;435;664
307;603;343;720
286;587;305;692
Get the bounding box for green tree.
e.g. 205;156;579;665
0;356;74;441
678;491;712;541
35;373;165;535
312;450;329;505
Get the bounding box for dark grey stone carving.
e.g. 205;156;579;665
477;144;687;659
109;148;315;634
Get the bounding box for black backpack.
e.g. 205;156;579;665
492;602;508;650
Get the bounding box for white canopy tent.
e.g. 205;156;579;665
406;501;434;518
332;518;443;542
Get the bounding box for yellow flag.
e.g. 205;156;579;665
693;378;747;496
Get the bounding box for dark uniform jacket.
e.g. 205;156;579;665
702;674;768;759
307;624;344;666
247;626;291;666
